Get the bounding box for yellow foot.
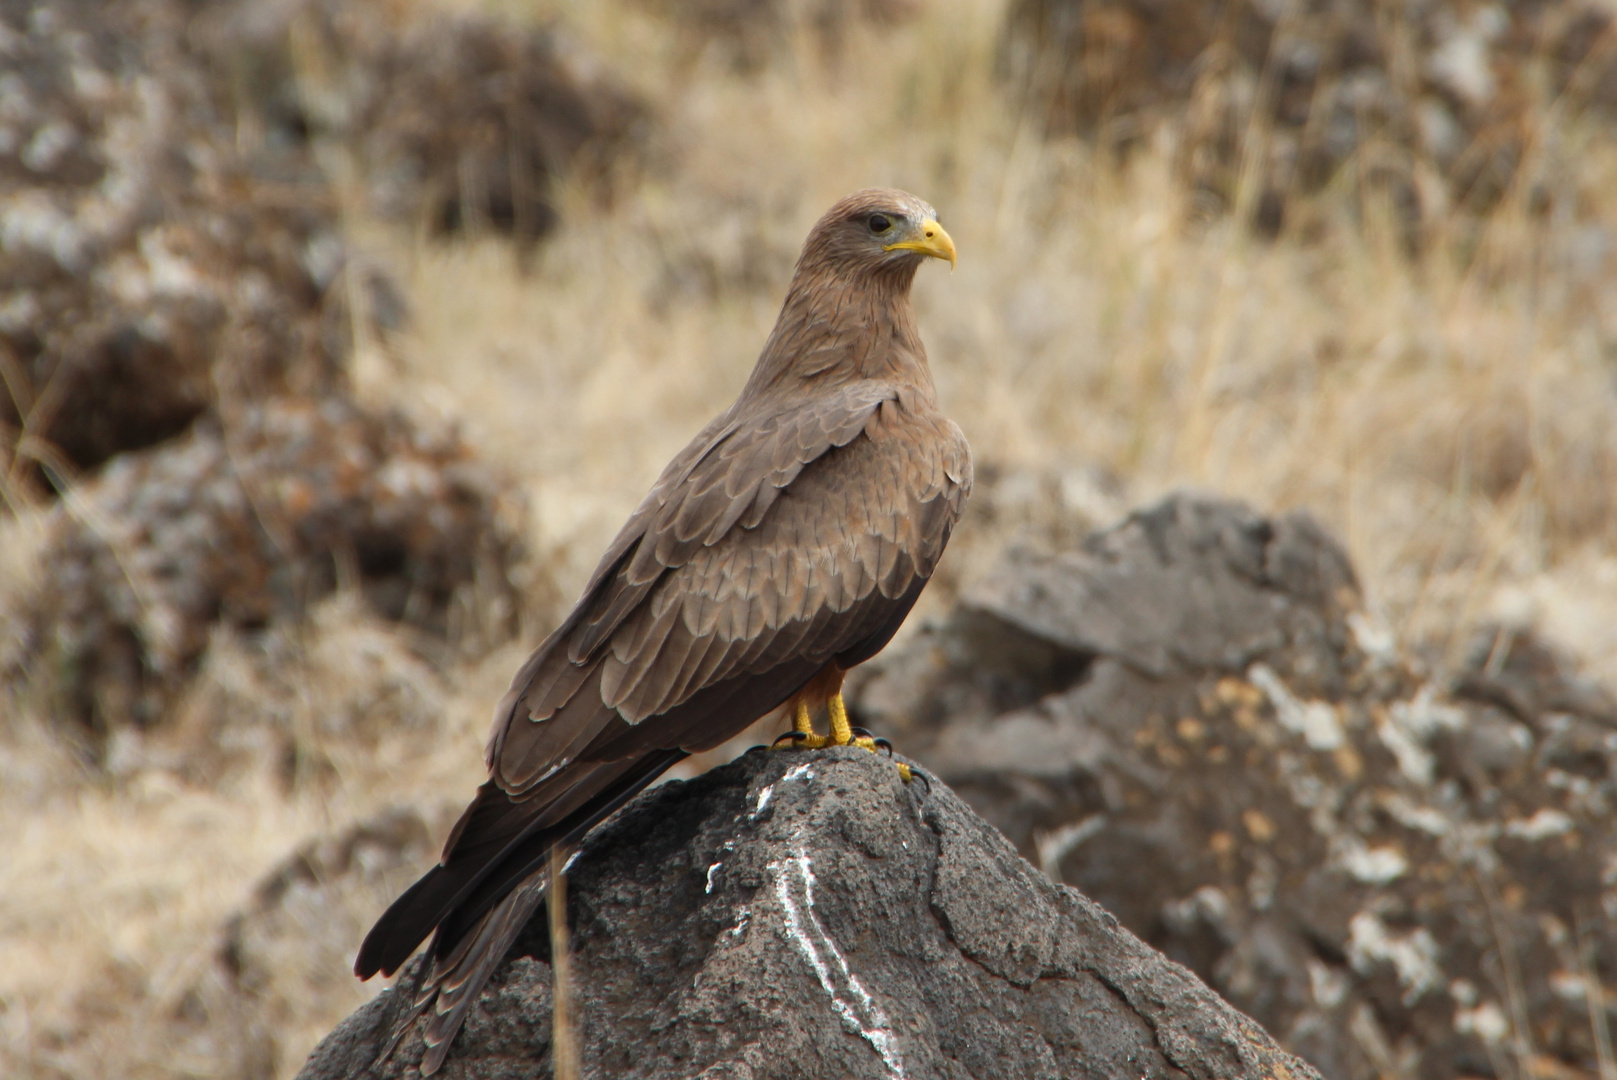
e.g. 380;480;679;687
772;695;914;784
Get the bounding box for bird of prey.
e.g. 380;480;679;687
354;188;972;1072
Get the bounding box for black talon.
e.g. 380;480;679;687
873;737;894;756
906;766;932;793
771;731;811;747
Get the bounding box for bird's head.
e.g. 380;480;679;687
800;188;957;281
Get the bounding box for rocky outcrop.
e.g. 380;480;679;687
849;492;1617;1080
298;747;1322;1080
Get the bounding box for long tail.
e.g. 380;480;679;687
365;748;688;1073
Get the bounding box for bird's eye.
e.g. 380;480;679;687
868;214;892;234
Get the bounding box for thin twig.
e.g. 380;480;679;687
549;844;581;1080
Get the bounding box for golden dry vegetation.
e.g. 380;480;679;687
4;0;1617;1077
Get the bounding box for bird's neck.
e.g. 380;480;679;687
739;260;935;402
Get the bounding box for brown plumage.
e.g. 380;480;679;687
353;188;972;1072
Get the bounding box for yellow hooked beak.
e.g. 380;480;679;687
883;217;957;269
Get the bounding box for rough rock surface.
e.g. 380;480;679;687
849;492;1617;1080
298;747;1322;1080
1003;0;1617;232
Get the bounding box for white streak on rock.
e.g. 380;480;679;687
771;846;905;1078
751;764;817;820
1347;612;1397;662
706;862;722;894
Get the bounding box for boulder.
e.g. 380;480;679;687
298;747;1322;1080
849;492;1617;1080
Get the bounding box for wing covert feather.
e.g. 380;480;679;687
487;382;970;788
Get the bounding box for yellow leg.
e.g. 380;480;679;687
829;694;911;781
828;693;858;746
782;698;830;749
776;693;912;783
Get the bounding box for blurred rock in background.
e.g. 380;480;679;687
183;803;459;1080
0;0;656;756
850;492;1617;1080
1003;0;1617;236
7;401;525;749
0;0;357;482
187;0;649;246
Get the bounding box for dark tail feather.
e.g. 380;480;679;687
355;749;686;981
419;873;548;1075
431;749;686;952
363;748;689;1070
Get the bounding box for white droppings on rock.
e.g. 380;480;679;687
1348;912;1442;1005
1249;663;1343;750
1371;691;1461;785
782;763;816;784
706;862;722;894
1550;970;1589;1002
1379;686;1465;785
770;845;906;1078
753;763;817;819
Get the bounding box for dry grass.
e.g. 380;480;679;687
5;0;1617;1077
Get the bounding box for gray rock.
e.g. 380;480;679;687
849;491;1617;1080
299;747;1321;1080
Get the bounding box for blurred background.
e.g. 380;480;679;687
3;0;1617;1076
